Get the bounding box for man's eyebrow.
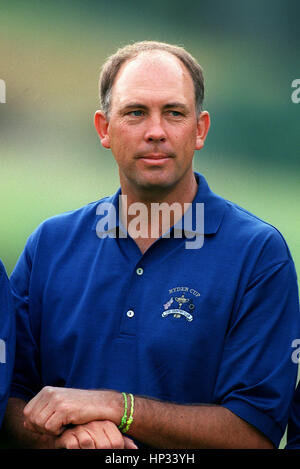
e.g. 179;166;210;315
163;102;189;111
119;102;189;112
119;103;148;112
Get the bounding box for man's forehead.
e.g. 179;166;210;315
112;51;194;104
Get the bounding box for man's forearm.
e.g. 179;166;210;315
22;387;275;449
125;396;274;449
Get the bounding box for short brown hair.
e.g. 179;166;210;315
99;41;205;118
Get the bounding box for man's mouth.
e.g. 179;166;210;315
141;153;171;159
137;153;174;164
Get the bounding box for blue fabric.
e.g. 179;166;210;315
10;173;300;447
0;260;15;427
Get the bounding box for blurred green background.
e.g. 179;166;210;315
0;0;299;447
0;0;299;277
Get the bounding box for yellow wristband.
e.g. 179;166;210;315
122;393;134;434
118;392;128;431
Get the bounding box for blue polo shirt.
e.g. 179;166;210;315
10;173;300;447
0;260;15;427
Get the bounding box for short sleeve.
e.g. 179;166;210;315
214;230;300;447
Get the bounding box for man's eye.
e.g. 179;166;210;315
168;111;183;117
128;110;144;117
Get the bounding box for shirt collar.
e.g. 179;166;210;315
190;172;226;235
93;172;226;236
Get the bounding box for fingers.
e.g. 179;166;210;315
23;394;52;434
57;425;110;450
72;428;96;449
55;431;81;450
101;420;125;449
24;408;65;436
124;436;138;449
56;421;137;450
40;409;67;436
23;387;70;436
23;387;57;435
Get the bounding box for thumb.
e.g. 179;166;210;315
123;436;138;449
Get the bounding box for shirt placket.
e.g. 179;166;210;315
118;261;146;337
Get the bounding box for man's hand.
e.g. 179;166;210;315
23;387;122;436
55;421;138;449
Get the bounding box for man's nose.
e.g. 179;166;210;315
144;117;167;143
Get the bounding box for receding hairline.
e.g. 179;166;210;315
110;50;195;103
99;41;205;118
115;48;193;76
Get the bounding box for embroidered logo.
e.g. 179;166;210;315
162;287;200;322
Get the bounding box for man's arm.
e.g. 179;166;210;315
22;387;274;449
3;398;57;448
4;397;137;449
127;395;274;449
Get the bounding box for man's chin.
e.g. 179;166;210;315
121;166;184;195
134;174;176;192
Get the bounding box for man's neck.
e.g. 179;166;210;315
119;172;198;253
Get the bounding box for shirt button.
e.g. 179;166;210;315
126;310;135;318
136;267;144;275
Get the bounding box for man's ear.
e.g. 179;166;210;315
94;110;111;149
195;111;210;151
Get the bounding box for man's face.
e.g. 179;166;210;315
96;51;209;193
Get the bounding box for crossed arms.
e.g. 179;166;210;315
4;387;274;449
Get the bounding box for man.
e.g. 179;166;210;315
4;41;300;449
0;260;15;427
